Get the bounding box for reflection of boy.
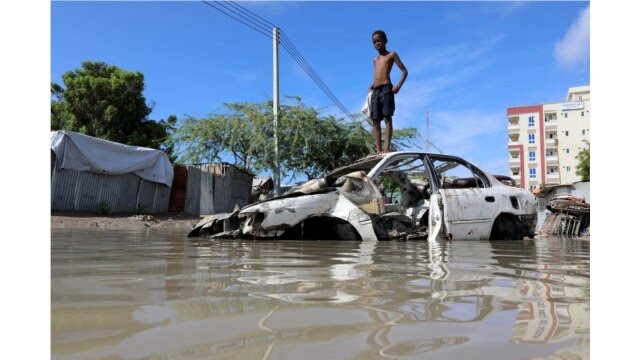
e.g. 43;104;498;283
369;30;408;154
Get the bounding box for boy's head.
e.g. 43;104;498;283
372;30;388;51
372;30;387;41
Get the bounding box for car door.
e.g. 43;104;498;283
368;153;436;234
426;154;500;240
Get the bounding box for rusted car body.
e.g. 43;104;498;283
189;152;537;241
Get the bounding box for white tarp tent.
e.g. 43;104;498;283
50;130;173;187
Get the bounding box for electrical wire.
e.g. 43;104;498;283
201;1;357;122
201;1;272;39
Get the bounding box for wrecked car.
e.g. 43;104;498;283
188;152;537;241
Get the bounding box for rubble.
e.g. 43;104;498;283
539;195;590;236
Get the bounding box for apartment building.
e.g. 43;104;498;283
507;85;590;191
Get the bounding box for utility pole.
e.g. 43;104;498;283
273;27;280;196
423;106;443;154
425;106;430;152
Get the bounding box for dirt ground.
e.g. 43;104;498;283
51;211;203;230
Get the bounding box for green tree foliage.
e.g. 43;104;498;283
168;97;420;181
51;61;175;153
576;140;590;181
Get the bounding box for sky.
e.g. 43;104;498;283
50;1;590;177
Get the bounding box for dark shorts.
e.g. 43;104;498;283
371;83;395;121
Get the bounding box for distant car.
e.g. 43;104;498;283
189;152;537;241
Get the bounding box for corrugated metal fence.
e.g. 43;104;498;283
51;169;171;213
52;157;254;215
168;163;253;216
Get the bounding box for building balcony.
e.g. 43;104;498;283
509;157;521;166
546;172;560;180
546;173;560;185
544;120;558;130
508;140;520;147
508;124;520;134
545;139;558;148
546;155;559;164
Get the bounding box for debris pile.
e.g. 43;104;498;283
539;195;590;236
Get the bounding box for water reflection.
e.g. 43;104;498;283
52;230;589;359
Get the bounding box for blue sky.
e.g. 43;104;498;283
51;1;590;176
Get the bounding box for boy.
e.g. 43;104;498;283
369;29;408;153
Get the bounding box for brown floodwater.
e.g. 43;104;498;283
51;228;589;359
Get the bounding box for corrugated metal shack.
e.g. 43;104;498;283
50;130;174;214
168;163;253;216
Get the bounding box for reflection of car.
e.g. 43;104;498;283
189;152;537;241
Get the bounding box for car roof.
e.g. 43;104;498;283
326;152;431;179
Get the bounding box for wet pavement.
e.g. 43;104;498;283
52;228;590;359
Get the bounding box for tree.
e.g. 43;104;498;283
576;140;590;181
51;61;175;152
167;97;420;181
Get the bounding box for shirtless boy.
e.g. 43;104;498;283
369;29;408;153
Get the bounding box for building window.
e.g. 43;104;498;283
549;133;555;139
564;113;568;118
565;148;570;154
529;168;536;178
529;151;536;161
528;116;535;127
564;130;569;136
581;111;584;117
582;129;588;135
530;185;537;190
567;166;572;172
528;134;535;144
578;95;582;100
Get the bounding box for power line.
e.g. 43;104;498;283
201;1;357;122
223;0;277;29
279;31;356;121
201;1;272;39
230;1;356;121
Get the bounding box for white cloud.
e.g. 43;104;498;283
554;5;590;69
430;110;505;152
494;1;528;17
407;37;504;75
391;62;487;130
385;37;502;129
356;106;511;173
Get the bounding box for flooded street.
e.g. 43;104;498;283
52;228;589;359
